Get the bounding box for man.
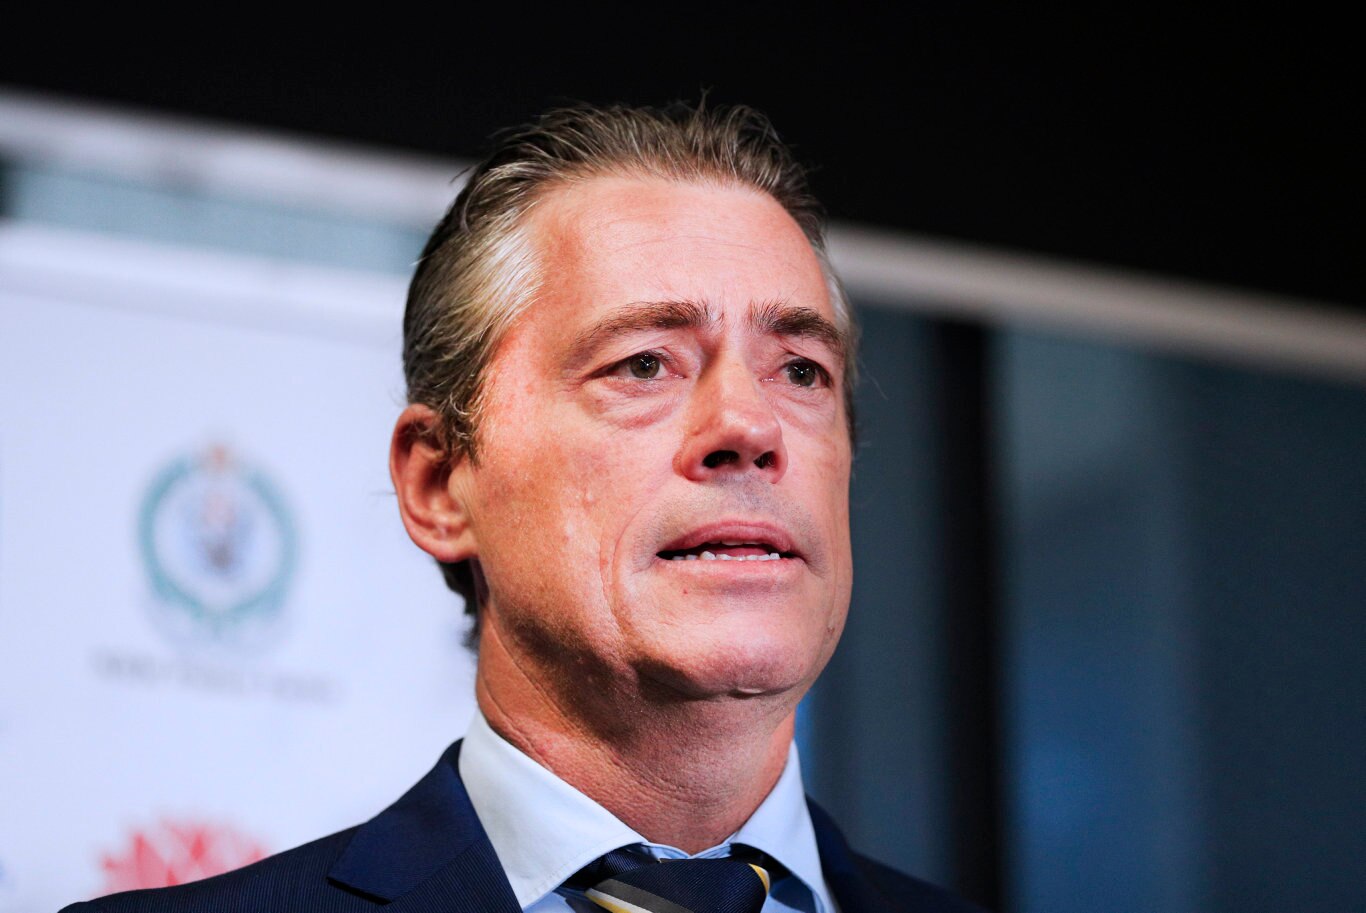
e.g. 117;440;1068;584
63;103;982;913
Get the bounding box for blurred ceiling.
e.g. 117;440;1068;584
2;12;1360;308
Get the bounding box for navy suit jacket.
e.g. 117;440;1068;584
61;741;984;913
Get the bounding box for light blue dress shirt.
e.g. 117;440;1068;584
459;711;836;913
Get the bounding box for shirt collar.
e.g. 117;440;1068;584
458;710;835;913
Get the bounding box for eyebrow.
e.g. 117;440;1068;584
568;299;715;361
748;300;848;364
566;298;847;367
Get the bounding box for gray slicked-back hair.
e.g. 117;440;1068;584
402;100;856;614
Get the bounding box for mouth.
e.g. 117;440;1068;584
655;523;800;564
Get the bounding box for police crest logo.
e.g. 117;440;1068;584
138;445;297;650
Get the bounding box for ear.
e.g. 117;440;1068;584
390;404;478;563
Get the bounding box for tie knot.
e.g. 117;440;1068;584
573;847;772;913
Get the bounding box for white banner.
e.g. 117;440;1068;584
0;224;477;911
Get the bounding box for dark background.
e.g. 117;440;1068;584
3;11;1361;307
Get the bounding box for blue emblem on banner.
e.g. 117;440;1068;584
139;446;297;649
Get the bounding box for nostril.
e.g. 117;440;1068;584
703;450;740;469
754;452;776;469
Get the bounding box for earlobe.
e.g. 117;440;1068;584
389;404;479;563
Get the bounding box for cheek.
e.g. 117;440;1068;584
574;434;662;555
477;404;653;572
801;429;852;504
807;437;853;588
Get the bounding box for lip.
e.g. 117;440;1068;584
656;520;800;559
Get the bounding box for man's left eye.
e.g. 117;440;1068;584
784;360;824;387
624;353;662;379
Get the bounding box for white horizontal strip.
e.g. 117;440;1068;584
0;222;408;345
0;89;463;225
830;224;1366;382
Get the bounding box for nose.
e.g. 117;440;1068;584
676;357;787;482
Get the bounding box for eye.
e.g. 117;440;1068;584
783;359;825;388
624;353;662;379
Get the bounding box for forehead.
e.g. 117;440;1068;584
522;174;833;323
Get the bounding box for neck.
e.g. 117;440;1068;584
474;621;799;854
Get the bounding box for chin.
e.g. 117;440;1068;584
633;625;831;702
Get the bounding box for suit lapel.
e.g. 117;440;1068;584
327;741;521;913
808;797;897;913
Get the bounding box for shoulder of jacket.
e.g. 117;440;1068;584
56;825;365;912
847;851;993;913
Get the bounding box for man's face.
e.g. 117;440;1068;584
453;175;853;701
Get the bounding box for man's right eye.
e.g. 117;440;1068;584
624;353;662;379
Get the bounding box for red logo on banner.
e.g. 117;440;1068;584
100;819;269;890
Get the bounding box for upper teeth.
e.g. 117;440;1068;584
671;551;783;561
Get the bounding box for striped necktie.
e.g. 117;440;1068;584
572;847;772;913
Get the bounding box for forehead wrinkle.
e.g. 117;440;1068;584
748;300;848;364
605;231;778;257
